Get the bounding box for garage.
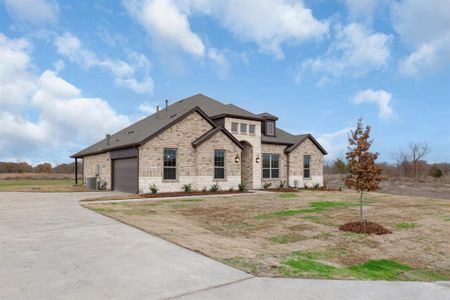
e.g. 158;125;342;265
113;158;138;193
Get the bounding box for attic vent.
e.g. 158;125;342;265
128;130;135;134
170;113;177;118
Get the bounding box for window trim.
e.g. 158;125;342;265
262;153;280;179
163;148;177;180
214;149;226;180
231;122;238;133
240;123;247;134
303;154;311;179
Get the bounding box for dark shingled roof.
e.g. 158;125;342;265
72;93;326;158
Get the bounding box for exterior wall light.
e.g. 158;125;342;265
255;156;260;163
235;155;240;163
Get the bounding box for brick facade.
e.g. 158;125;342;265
81;111;324;193
83;152;111;189
288;138;324;187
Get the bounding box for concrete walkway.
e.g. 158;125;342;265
1;192;449;300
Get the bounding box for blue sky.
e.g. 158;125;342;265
0;0;449;165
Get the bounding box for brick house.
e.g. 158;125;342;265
71;94;327;193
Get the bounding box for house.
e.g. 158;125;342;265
71;94;327;193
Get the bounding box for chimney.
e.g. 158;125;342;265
165;99;169;110
106;134;111;145
156;105;160;119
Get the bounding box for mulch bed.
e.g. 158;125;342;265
138;190;247;198
339;221;392;235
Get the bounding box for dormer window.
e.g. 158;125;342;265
266;121;275;136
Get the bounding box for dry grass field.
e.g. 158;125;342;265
83;191;450;281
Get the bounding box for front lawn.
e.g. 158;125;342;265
0;179;87;192
83;190;450;281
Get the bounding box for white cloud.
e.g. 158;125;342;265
351;89;393;119
207;48;230;79
317;127;353;161
0;34;130;162
124;0;205;56
300;23;391;83
206;0;329;60
3;0;58;25
392;0;450;76
138;102;157;114
344;0;378;24
123;0;327;60
0;33;36;112
54;32;153;93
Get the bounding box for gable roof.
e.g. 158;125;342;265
192;127;243;149
284;134;327;155
72;93;327;158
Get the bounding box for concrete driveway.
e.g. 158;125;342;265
1;192;449;300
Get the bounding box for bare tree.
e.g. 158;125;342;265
409;143;431;177
392;150;410;177
345;119;383;224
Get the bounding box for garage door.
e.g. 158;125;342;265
113;158;138;193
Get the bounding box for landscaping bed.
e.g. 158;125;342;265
83;190;450;281
339;221;392;235
81;190;248;202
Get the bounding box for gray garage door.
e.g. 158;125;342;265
113;158;138;193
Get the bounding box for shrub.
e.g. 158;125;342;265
210;182;220;192
313;183;321;189
279;180;286;189
293;180;300;188
149;184;159;194
238;182;247;192
263;182;272;189
429;165;443;178
182;183;192;193
229;187;235;192
202;187;207;192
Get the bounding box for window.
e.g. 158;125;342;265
240;123;247;134
163;148;177;180
262;154;280;179
231;122;238;133
266;121;275;136
214;150;225;179
303;155;311;179
249;125;256;134
95;164;100;176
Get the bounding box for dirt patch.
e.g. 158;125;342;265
84;190;450;281
339;221;392;235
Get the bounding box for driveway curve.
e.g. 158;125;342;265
1;192;449;300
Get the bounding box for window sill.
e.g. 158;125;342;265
162;179;179;183
213;178;227;182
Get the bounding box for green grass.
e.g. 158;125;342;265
395;223;417;229
281;257;441;281
256;201;356;220
277;193;298;199
268;233;308;244
283;259;339;278
178;198;203;202
0;179;75;187
347;259;412;280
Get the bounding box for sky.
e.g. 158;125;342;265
0;0;449;165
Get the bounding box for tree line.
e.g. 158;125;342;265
0;162;81;174
326;143;448;178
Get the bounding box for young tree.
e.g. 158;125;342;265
345;119;382;223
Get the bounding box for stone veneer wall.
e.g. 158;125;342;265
138;111;241;193
261;144;288;188
288;138;324;187
224;117;262;189
83;152;111;189
195;130;241;191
